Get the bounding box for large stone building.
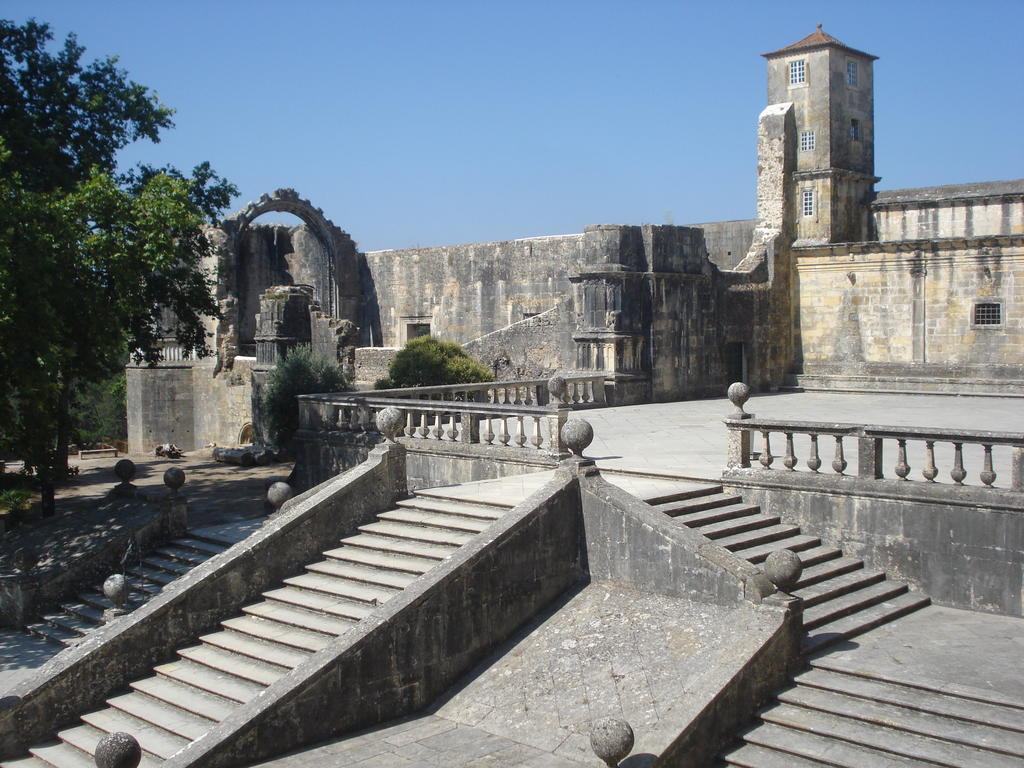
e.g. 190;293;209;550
127;27;1024;453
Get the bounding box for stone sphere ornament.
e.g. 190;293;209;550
94;731;142;768
561;418;594;457
163;466;186;496
590;717;635;767
764;549;803;592
375;406;405;443
267;481;295;511
103;574;129;609
547;375;567;402
12;547;38;574
727;381;751;419
114;459;136;484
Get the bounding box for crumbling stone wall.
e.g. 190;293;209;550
462;299;576;380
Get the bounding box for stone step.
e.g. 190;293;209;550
322;545;436;574
0;755;53;768
221;615;333;652
153;544;210;565
802;580;909;630
761;701;1024;767
377;508;491;534
792;545;844;568
154;658;265;704
262;586;374;621
126;575;162;595
358;520;475;547
739;721;927;767
802;593;932;655
80;706;189;760
792;569;886;608
106;690;211;740
739;536;822;565
794;556;864;590
716;524;804;552
284;572;395;605
394;497;505;521
199;628;312;669
671;503;764;527
721;740;851;767
27;737;114;768
125;565;175;586
651;492;745;515
129;675;236;722
179;643;289;686
76;590;127;613
55;723;159;766
779;684;1024;757
305;558;418;590
58;601;104;626
25;621;79;647
243;599;358;637
639;483;723;505
698;514;782;540
140;554;191;576
411;488;515;509
39;612;93;637
171;536;227;556
338;533;456;561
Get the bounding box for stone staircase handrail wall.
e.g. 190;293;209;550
726;416;1024;491
0;442;408;761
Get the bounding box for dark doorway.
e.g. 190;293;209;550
724;342;746;384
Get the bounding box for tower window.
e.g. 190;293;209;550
789;59;806;85
847;60;859;86
800;130;815;151
850;119;861;141
802;189;815;217
973;303;1002;326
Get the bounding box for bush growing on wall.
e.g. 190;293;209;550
262;345;347;448
377;336;491;389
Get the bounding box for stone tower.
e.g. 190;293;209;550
763;25;879;244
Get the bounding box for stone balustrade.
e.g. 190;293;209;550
363;373;608;408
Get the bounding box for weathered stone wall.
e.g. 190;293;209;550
360;234;584;347
688;219;757;270
794;237;1024;388
873;182;1024;241
126;365;195;453
353;347;397;388
462;299;577;380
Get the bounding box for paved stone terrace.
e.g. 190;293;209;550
253;582;779;767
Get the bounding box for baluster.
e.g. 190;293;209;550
894;439;910;480
571;382;582;404
759;431;774;468
514;415;527;447
482;417;495;445
531;416;543;449
783;432;797;470
349;406;360;431
950;442;966;484
922;440;938;481
417;412;429;438
445;413;458;441
807;433;822;472
337;406;349;431
502;386;511;405
431;412;444;440
832;436;847;474
980;444;996;486
498;417;511;446
404;411;416;438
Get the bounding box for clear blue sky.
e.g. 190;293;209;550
7;1;1024;251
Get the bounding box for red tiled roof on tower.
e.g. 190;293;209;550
763;24;877;60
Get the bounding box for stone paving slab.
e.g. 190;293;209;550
254;582;779;767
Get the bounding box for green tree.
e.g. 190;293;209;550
0;19;236;513
262;345;348;450
381;335;491;388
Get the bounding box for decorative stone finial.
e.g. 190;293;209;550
94;731;142;768
590;717;634;767
561;418;594;457
163;467;186;497
267;481;295;511
12;547;38;574
764;549;803;593
114;459;136;484
547;375;567;402
727;381;751;419
103;574;129;610
375;406;405;443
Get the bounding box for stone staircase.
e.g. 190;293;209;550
721;658;1024;766
2;489;513;768
645;483;929;653
23;524;257;648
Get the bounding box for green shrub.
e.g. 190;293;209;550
0;488;32;514
385;336;491;388
262;345;348;448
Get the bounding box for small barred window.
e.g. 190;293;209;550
974;303;1002;325
802;189;814;217
850;119;861;141
847;60;859;86
789;59;806;85
800;130;815;151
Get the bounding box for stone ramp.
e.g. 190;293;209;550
0;489;516;768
